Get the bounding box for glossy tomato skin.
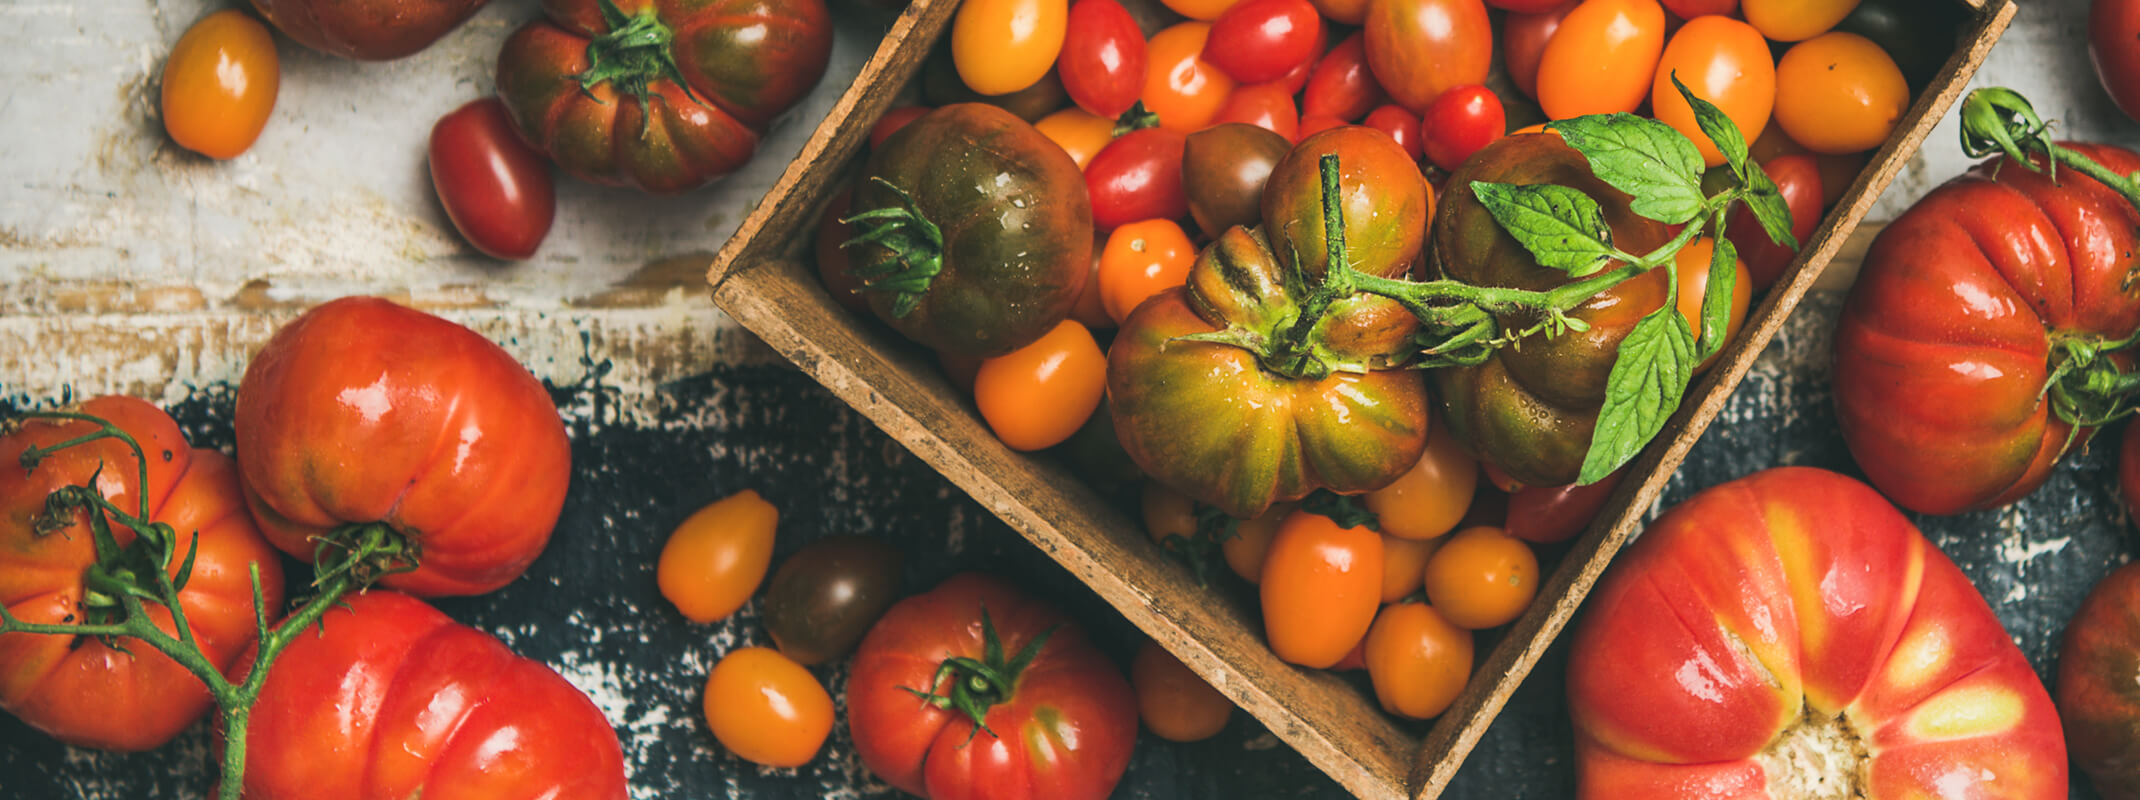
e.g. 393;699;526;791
953;0;1067;96
1504;469;1622;543
1434;134;1672;486
1035;107;1116;170
496;0;832;193
239;591;627;800
430;98;556;259
2060;560;2140;798
1418;84;1505;172
657;490;779;623
1729;154;1821;291
1302;32;1385;122
1203;0;1323;85
1363;0;1492;114
856;104;1094;357
848;573;1136;800
1262;126;1433;281
761;535;904;666
1061;0;1146;117
1502;2;1574;100
1212;83;1302;140
0;398;285;752
163;10;280;160
1260;511;1384;668
1536;0;1665;119
235;297;572;596
704;647;834;767
1087;127;1190;232
1362;104;1423;162
252;0;488;60
1570;468;2065;800
1651;16;1774;168
1773;32;1907;156
1183;123;1293;240
1144;22;1237;132
1834;144;2140;514
974;320;1108;451
1741;0;1857;42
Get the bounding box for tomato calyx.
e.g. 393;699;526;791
901;607;1057;743
573;0;702;119
1156;506;1240;587
1113;100;1162;137
841;177;947;318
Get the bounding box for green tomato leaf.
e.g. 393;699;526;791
1671;72;1749;178
1547;113;1705;225
1697;235;1738;360
1469;181;1619;277
1739;159;1800;252
1578;308;1697;485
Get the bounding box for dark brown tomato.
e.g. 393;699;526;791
1183;123;1294;240
761;535;905;666
1261;126;1432;281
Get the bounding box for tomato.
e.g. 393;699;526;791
496;0;832;193
1310;0;1368;25
1365;420;1477;540
0;397;285;751
1035;107;1117;169
657;490;779;623
1145;22;1237;132
251;0;488;60
1833;143;2140;515
1362;0;1492;114
1260;510;1384;668
1263;127;1433;281
849;573;1137;800
429;98;555;260
975;320;1108;451
1220;503;1293;581
1741;0;1859;43
852;104;1093;357
705;646;834;767
1264;23;1327;95
1729;154;1822;291
1099;220;1198;323
953;0;1067;96
1502;2;1575;101
1569;467;2065;800
1660;0;1733;16
1203;0;1323;85
161;10;279;159
236;297;571;596
1535;0;1666;119
1363;601;1473;719
924;50;1072;122
1418;84;1505;172
2060;560;2140;797
1774;33;1907;155
240;591;627;800
1131;641;1232;742
1652;16;1774;168
1087;127;1190;232
1302;32;1385;123
1486;0;1565;9
1183;122;1293;239
1211;82;1302;140
1505;469;1623;543
1161;0;1245;20
1069;232;1115;330
1379;533;1439;602
1296;115;1348;141
871;105;932;150
1362;104;1423;162
1061;0;1146;117
761;535;904;665
1671;237;1751;371
1421;526;1537;629
814;188;871;313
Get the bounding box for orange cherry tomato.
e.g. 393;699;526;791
658;490;780;623
1422;526;1539;629
703;646;834;767
1652;16;1774;168
1742;0;1859;43
953;0;1069;96
1536;0;1665;119
1131;641;1233;742
1364;601;1473;719
1380;533;1440;603
974;319;1108;451
1672;237;1753;372
1365;419;1477;541
1070;232;1115;329
1221;504;1294;582
1099;220;1198;323
1260;510;1384;668
162;10;280;159
1036;107;1117;170
1145;22;1238;132
1773;32;1908;155
1162;0;1247;21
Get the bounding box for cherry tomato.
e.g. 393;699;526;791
1505;469;1624;543
1363;601;1473;719
162;10;279;159
1259;510;1384;668
1070;232;1116;329
1381;534;1440;602
1036;107;1117;169
704;647;834;767
1145;22;1237;132
1652;16;1775;168
658;490;780;623
1502;2;1575;100
814;188;871;314
1131;641;1233;742
870;105;931;150
1221;503;1294;581
1672;237;1753;371
1743;0;1859;42
1203;0;1323;85
1265;24;1328;95
1099;220;1198;323
1417;84;1505;172
1061;0;1147;117
1362;104;1424;162
1302;32;1385;122
1365;420;1478;540
760;535;904;666
1296;115;1348;141
1310;0;1369;25
975;320;1107;451
953;0;1068;96
1363;0;1493;114
1774;32;1907;155
429;98;555;260
1422;526;1538;629
1731;154;1822;291
1161;0;1246;21
1211;82;1301;140
1536;0;1665;119
1087;127;1189;231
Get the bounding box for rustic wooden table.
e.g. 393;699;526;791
0;0;2128;797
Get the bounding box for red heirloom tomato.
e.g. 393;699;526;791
1061;0;1146;118
1570;467;2066;800
1418;84;1505;172
235;297;573;596
429;98;556;260
1501;2;1574;101
1302;32;1385;123
848;573;1137;800
1087;127;1190;232
0;397;286;751
496;0;833;193
1536;0;1665;120
1833;144;2140;514
1728;154;1822;291
239;591;626;800
251;0;488;60
162;10;280;160
1203;0;1323;85
1363;0;1492;115
2059;560;2140;798
2094;0;2140;124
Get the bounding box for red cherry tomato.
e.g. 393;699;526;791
1146;22;1238;132
1203;0;1323;85
1086;128;1189;231
1302;32;1385;122
1536;0;1666;119
869;105;931;150
1729;154;1822;291
1295;115;1348;142
2092;0;2140;124
1419;84;1505;172
1506;470;1624;543
429;98;555;261
1212;83;1301;140
1061;0;1147;118
1364;0;1493;114
1502;2;1576;100
1363;104;1424;162
1662;0;1735;16
1264;24;1327;96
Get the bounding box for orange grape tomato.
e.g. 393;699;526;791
1773;32;1908;155
1145;22;1238;132
1741;0;1860;43
703;646;835;767
1364;420;1478;541
1131;641;1233;742
974;320;1107;451
1036;107;1117;170
1422;525;1539;629
1535;0;1666;119
952;0;1070;96
1363;601;1474;719
1141;481;1200;546
1162;0;1247;21
658;490;780;623
1099;220;1198;323
1259;510;1384;668
1672;237;1752;371
1221;503;1294;582
1069;232;1115;330
162;9;280;159
1380;533;1440;603
1652;15;1774;168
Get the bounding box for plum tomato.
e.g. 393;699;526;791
1260;510;1384;668
1203;0;1324;85
1381;533;1440;602
658;490;780;623
1302;32;1385;122
974;319;1108;451
1742;0;1860;43
1652;16;1775;168
1099;220;1199;323
1501;1;1575;100
1087;127;1190;231
1365;420;1479;540
1061;0;1147;118
1131;641;1233;742
162;9;279;159
1212;82;1302;140
1422;526;1538;629
1363;0;1492;114
1035;106;1118;170
1362;104;1424;162
704;647;834;767
1221;503;1295;581
429;97;555;260
869;105;932;150
761;535;904;666
1145;22;1237;132
1730;154;1822;291
1672;237;1752;372
1774;32;1908;155
1418;84;1506;172
1535;0;1665;119
1363;601;1474;719
1184;123;1292;239
952;0;1068;96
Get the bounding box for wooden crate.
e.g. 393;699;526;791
705;1;2017;796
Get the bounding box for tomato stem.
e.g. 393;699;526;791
841;177;947;318
899;607;1057;744
572;0;702;120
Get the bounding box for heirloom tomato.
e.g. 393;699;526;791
953;0;1067;96
2093;0;2140;123
1728;154;1822;291
974;320;1108;451
1178;123;1292;234
429;97;555;260
236;297;571;596
1262;127;1432;280
1145;22;1237;132
1060;0;1146;117
815;188;871;313
1363;601;1471;719
1652;16;1774;168
1131;641;1232;743
2059;560;2140;798
1501;1;1574;101
657;490;779;623
848;573;1137;800
760;534;904;666
1260;510;1383;668
1773;32;1908;155
252;0;488;60
496;0;833;193
704;646;833;767
162;10;279;160
0;397;285;751
1301;32;1385;123
1570;467;2065;800
1418;84;1505;172
1362;0;1492;115
1535;0;1665;119
1741;0;1858;43
1202;0;1323;85
1087;127;1190;231
1833;143;2140;514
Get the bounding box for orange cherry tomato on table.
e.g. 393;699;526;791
1260;510;1384;668
1099;220;1198;323
1145;22;1237;132
952;0;1068;96
1221;503;1294;581
974;320;1108;451
1774;32;1908;155
162;9;279;159
430;97;555;260
870;105;931;150
1418;85;1504;172
1501;1;1575;100
704;647;834;767
1365;420;1478;540
1131;641;1233;742
658;490;781;623
1203;0;1324;85
1212;83;1302;140
1652;16;1774;168
1162;0;1246;21
1362;104;1424;162
1364;601;1474;719
1422;526;1539;629
1036;107;1117;170
1087;128;1190;231
1061;0;1147;118
1381;533;1440;602
1730;154;1823;291
1302;32;1385;123
1363;0;1492;114
1672;237;1754;372
1536;0;1665;119
1742;0;1859;42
